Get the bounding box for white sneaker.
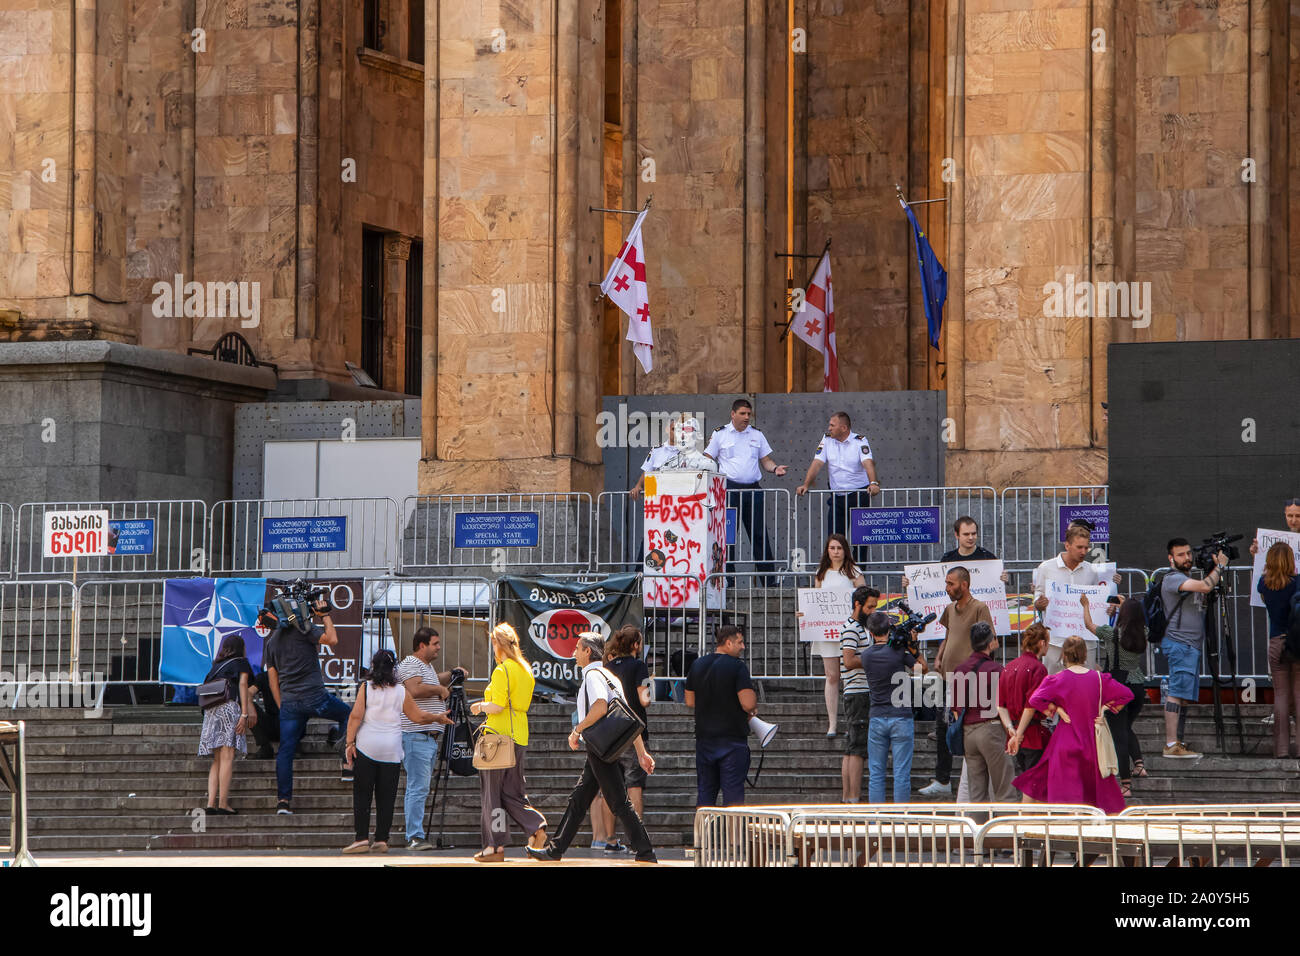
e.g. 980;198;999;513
917;780;952;796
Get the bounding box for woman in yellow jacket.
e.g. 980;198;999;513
468;623;547;862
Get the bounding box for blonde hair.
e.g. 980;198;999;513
489;623;529;668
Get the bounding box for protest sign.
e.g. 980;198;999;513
903;559;1010;641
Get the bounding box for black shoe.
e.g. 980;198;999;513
603;841;628;855
326;727;342;747
276;800;293;815
635;852;659;863
525;844;561;862
252;746;275;760
340;764;355;782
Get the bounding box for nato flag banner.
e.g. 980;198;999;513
904;202;947;349
160;578;268;684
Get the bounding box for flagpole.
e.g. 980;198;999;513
775;237;831;344
784;0;795;394
590;195;653;303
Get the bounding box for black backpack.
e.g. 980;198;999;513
1142;569;1188;645
445;710;477;777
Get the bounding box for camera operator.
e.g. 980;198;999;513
264;591;352;814
1249;498;1300;555
397;627;467;851
1159;538;1229;759
863;611;926;803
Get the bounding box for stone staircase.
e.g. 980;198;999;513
3;699;1298;854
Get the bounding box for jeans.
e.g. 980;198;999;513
551;752;653;858
401;731;440;840
695;738;750;807
276;692;352;801
867;714;914;803
353;750;401;843
728;483;776;584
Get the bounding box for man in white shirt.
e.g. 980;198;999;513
796;411;879;558
704;398;788;587
527;634;658;863
396;627;466;851
1032;525;1117;672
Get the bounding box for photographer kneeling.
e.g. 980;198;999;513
1158;538;1229;759
863;611;927;804
264;587;352;814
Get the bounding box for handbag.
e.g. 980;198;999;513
198;660;237;711
1095;671;1119;779
472;662;517;770
581;668;645;763
943;658;993;757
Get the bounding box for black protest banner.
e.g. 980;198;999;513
497;574;642;695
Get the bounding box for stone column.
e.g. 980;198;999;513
418;0;604;494
383;234;411;392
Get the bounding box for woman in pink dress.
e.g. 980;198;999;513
1009;636;1134;814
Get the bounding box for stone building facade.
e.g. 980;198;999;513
2;0;1297;496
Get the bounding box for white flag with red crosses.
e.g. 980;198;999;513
791;250;838;391
601;207;654;374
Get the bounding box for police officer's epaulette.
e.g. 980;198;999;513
713;425;725;432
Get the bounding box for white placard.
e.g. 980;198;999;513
1093;561;1118;596
902;559;1010;641
797;588;853;642
1250;528;1300;609
1042;579;1110;641
42;509;111;558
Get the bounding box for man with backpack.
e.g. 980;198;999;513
1146;538;1228;759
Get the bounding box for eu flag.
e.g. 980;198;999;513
904;203;948;349
160;578;268;684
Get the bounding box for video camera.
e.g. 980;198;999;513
261;578;332;634
1192;532;1242;576
888;600;937;654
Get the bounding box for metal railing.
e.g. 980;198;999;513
14;500;208;578
1000;485;1108;567
794;486;998;569
361;576;495;680
1118;803;1300;818
74;578;167;686
595;490;644;571
209;497;401;575
718;487;791;578
0;581;76;683
401;493;593;570
0;503;14;580
693;807;794;867
0;720;35;866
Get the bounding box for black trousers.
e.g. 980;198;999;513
728;483;776;582
552;752;654;858
353;750;401;843
934;707;953;785
250;671;280;748
826;489;871;565
1104;688;1145;779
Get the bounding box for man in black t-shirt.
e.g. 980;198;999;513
685;625;757;807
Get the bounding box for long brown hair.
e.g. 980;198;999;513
604;625;642;663
1263;542;1297;591
815;533;859;585
1115;597;1147;654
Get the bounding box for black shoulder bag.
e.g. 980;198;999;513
580;668;645;763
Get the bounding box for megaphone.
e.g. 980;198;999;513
748;715;778;748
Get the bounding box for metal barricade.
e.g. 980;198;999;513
15;499;208;578
975;814;1300;867
1119;804;1300;819
0;503;14;580
209;497;400;575
693;807;794;867
788;811;981;867
718;487;792;578
74;578;168;686
999;485;1107;567
0;580;76;683
401;493;593;571
595;490;642;571
794;486;997;569
640;574;707;699
362;576;495;681
0;720;35;866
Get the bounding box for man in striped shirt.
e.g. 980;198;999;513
838;586;879;802
397;627;465;850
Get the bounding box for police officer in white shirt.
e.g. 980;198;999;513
704;399;788;587
796;411;879;554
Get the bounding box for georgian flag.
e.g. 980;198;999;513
791;250;838;391
600;207;654;374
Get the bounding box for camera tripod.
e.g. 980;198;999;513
422;685;473;848
1202;573;1247;754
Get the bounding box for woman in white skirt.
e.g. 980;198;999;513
199;634;257;814
808;533;866;736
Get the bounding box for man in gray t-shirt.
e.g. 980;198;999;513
1158;538;1228;760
